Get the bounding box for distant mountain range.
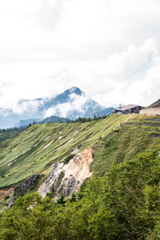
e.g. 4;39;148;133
17;116;71;128
0;87;114;128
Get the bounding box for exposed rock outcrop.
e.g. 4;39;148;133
38;146;93;199
8;174;40;208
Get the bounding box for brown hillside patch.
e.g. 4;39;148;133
0;188;13;201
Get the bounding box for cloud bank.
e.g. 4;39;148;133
44;93;89;118
1;0;160;61
0;38;159;112
0;0;160;113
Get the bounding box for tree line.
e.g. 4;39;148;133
0;127;24;142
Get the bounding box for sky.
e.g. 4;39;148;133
0;0;160;111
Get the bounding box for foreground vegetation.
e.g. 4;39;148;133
1;148;160;239
1;114;160;239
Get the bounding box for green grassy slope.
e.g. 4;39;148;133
0;114;127;188
0;114;160;190
91;115;160;176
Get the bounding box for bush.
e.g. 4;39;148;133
63;154;75;164
4;195;10;200
56;171;65;188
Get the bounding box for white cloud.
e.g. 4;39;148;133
12;99;46;114
89;38;159;106
0;0;160;114
104;38;158;79
37;0;66;31
1;0;160;61
0;38;159;111
44;107;57;118
44;93;89;118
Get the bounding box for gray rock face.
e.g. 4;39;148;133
38;146;94;199
14;174;40;196
64;176;76;197
7;195;14;209
43;165;67;196
8;174;40;208
44;164;62;193
44;168;76;198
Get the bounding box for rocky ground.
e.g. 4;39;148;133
38;146;93;199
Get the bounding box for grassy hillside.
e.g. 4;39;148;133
91;114;160;177
1;114;160;238
0;114;160;190
0;114;127;188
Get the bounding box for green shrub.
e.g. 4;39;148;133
63;154;75;164
56;171;65;188
4;195;10;200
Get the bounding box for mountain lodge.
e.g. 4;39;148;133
113;104;144;114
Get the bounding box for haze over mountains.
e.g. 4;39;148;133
0;87;114;129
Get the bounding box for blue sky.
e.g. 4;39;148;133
0;0;160;110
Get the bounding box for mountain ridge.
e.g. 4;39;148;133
0;86;114;128
149;98;160;108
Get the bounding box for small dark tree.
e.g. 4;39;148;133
69;193;77;203
57;193;66;205
94;115;97;120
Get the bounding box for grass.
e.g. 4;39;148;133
0;115;124;187
0;191;12;214
0;114;160;190
90;114;160;177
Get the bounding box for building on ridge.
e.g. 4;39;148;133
113;104;144;114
